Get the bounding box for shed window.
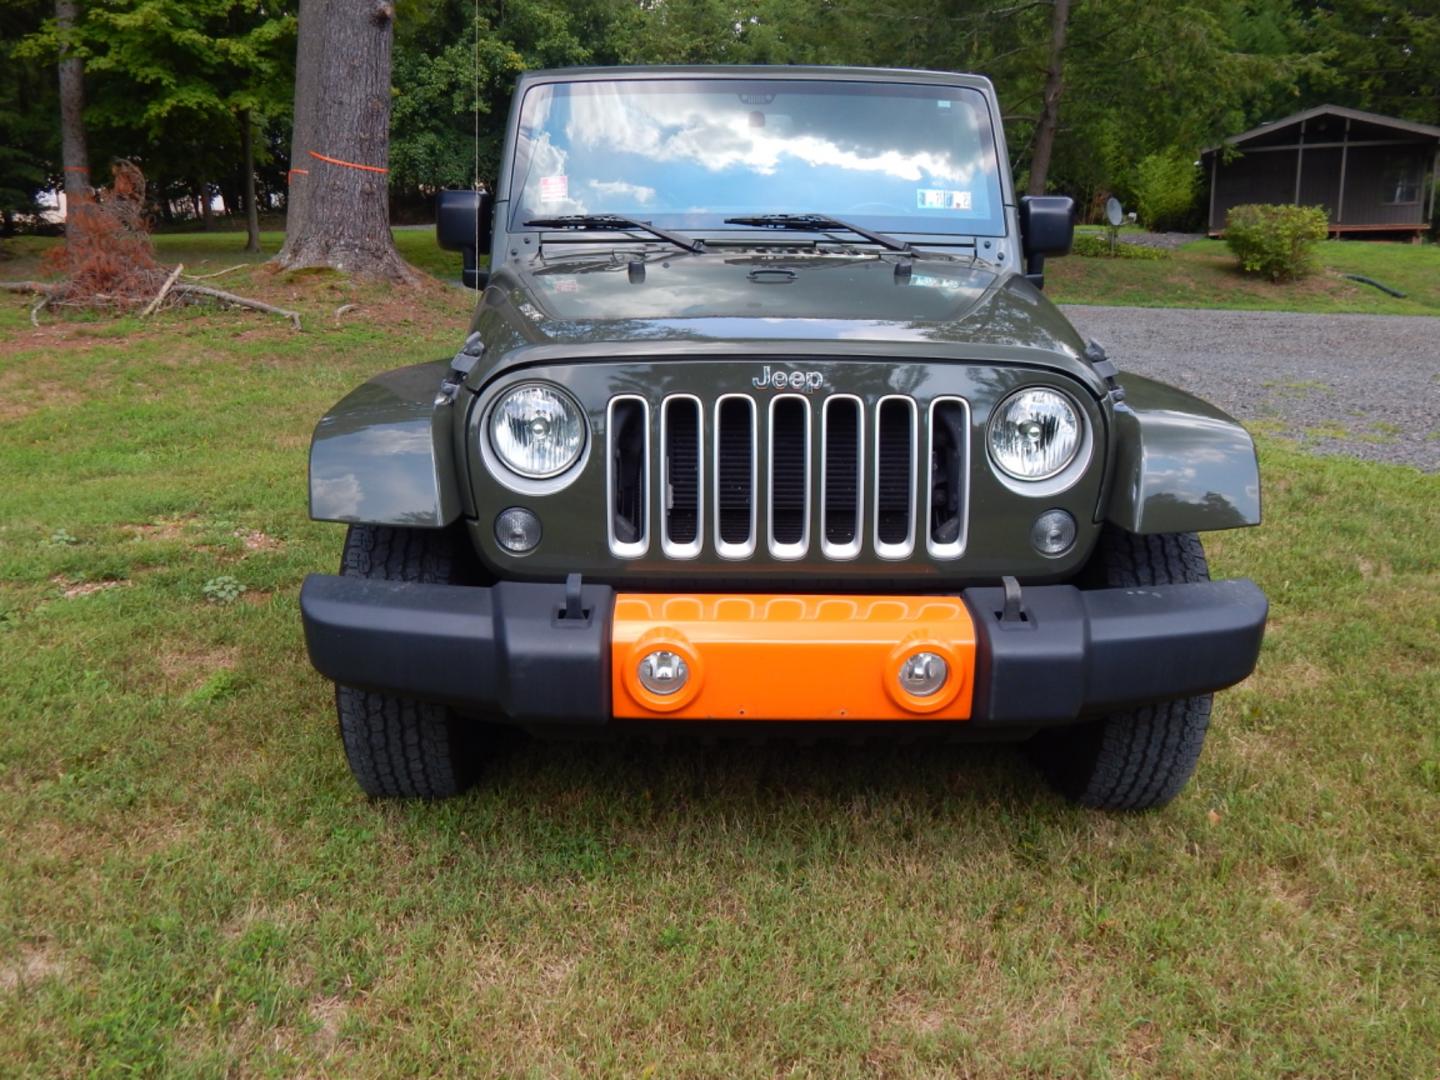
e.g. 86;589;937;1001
1382;155;1422;205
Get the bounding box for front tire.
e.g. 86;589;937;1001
333;524;481;799
1031;529;1215;811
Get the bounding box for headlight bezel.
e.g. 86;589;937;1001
479;380;591;494
985;385;1093;494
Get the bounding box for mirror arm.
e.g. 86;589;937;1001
461;247;488;290
1024;253;1046;289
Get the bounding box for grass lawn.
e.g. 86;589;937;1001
1;236;1439;1076
1051;235;1440;316
0;227;465;284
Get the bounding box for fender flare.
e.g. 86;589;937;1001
1105;374;1261;535
308;361;463;528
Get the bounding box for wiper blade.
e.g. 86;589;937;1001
723;213;909;253
523;214;705;253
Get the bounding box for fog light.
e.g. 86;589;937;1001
1030;509;1076;556
494;507;541;553
898;652;948;697
638;650;689;696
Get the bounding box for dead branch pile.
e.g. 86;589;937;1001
2;161;300;330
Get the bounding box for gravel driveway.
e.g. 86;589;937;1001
1061;305;1440;471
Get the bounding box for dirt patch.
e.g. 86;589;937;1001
236;528;282;552
157;645;241;691
884;992;948;1035
50;575;129;599
309;995;348;1053
123;516;198;542
0;364;87;423
0;942;67;992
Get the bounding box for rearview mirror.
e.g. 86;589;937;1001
436;189;493;289
1018;195;1075;289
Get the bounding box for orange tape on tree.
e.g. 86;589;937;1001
307;150;388;174
286;168;309;182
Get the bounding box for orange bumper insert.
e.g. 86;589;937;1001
611;594;976;720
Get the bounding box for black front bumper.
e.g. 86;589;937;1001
299;575;1267;728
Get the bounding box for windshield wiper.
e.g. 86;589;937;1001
523;214;705;253
723;213;909;253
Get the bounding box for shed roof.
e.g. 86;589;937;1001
1202;105;1440;155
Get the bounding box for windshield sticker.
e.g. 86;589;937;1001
917;188;973;211
539;175;568;203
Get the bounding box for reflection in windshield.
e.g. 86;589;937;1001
509;79;1004;238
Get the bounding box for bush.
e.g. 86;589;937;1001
1224;204;1330;282
1070;234;1169;260
1133;150;1198;232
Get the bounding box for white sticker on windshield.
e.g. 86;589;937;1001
539;175;568;203
917;188;973;211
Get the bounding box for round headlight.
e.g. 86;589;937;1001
489;383;586;478
988;388;1083;481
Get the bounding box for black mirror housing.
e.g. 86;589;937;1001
1018;195;1075;289
436;189;493;289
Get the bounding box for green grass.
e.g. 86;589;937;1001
2;237;1439;1077
1051;236;1440;315
1;227;465;283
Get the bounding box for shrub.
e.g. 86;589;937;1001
1224;204;1330;282
1070;234;1169;260
1133;150;1198;232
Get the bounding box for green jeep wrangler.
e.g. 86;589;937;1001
300;66;1267;809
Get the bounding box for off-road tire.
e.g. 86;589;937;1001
334;524;479;799
1031;528;1214;811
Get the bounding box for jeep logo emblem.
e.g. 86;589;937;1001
753;365;824;392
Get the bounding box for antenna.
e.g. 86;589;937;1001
473;0;480;257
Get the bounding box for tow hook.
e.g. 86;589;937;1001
1084;340;1126;403
435;331;485;406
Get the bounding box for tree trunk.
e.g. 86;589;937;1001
56;0;90;238
1026;0;1070;197
241;109;261;253
199;182;213;229
272;0;417;282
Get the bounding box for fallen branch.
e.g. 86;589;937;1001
183;264;248;281
172;283;301;331
334;302;358;325
141;263;184;318
0;280;57;295
30;295;50;327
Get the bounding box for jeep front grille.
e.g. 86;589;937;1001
608;392;969;563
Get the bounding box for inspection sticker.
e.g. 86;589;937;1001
917;188;973;211
539;175;568;203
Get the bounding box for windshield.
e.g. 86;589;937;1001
507;77;1006;239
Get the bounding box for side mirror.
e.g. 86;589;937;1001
436;189;493;289
1018;195;1075;289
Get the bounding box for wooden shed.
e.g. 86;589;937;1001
1201;105;1440;237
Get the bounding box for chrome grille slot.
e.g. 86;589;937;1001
662;396;702;557
821;396;863;559
610;388;962;565
927;398;970;559
607;396;649;557
874;396;917;558
714;395;757;558
768;395;810;558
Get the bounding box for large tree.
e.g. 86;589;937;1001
274;0;415;281
55;0;90;235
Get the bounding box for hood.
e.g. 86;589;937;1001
470;247;1089;367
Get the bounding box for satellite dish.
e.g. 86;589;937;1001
1105;196;1124;227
